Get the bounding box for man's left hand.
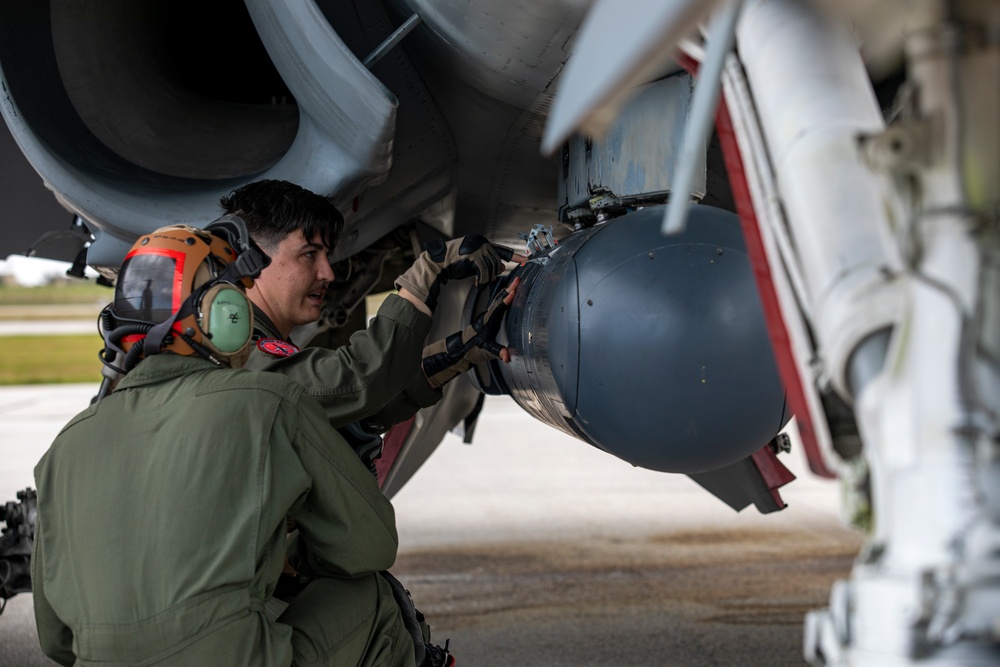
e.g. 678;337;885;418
422;277;520;388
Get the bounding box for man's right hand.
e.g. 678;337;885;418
394;235;526;312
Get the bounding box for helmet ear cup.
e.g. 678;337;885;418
198;284;252;356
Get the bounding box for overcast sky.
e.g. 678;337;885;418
0;254;99;287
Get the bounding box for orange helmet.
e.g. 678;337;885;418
100;215;269;371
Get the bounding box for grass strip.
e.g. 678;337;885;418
0;334;105;385
0;283;112;305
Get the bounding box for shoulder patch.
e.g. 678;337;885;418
257;339;300;358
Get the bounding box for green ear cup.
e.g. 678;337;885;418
202;285;252;353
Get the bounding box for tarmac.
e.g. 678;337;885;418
0;384;862;666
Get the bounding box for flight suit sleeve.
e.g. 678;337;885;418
286;395;400;578
361;368;441;432
246;294;441;428
31;518;76;666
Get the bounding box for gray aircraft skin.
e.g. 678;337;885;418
0;0;789;510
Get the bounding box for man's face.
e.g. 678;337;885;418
246;229;333;338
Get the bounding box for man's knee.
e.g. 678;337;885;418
278;575;414;667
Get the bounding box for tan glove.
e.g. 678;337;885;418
422;279;517;389
395;235;515;311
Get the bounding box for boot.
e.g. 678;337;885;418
421;640;454;667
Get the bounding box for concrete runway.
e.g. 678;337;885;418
0;385;862;666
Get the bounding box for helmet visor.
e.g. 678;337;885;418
114;251;183;323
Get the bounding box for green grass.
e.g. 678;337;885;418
0;281;112;305
0;334;105;385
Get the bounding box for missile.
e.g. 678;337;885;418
469;204;789;473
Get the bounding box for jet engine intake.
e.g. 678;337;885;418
469;204;789;473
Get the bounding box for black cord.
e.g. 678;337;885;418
179;332;223;366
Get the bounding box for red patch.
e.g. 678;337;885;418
257;339;299;358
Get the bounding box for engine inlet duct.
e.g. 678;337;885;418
469;204;789;473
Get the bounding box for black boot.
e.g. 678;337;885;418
421;639;454;667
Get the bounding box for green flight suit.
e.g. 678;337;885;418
33;354;415;667
244;295;440;431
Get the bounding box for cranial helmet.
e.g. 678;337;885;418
100;215;270;372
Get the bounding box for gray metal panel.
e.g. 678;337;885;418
245;0;397;188
315;0;460;260
541;0;716;153
385;0;572;246
398;0;592;110
558;72;703;216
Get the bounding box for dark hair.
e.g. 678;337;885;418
219;180;343;253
